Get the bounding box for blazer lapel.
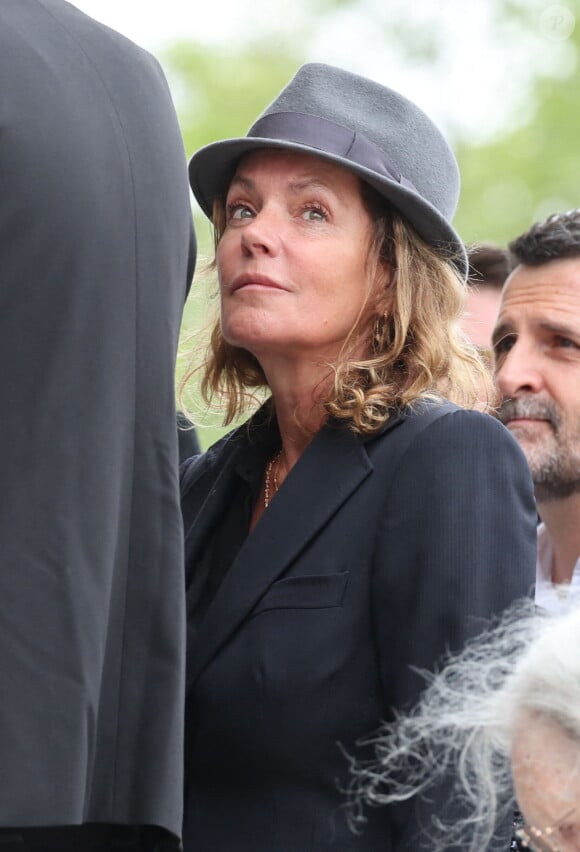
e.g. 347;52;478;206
186;422;374;690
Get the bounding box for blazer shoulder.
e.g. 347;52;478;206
395;404;532;484
370;398;462;452
422;404;524;449
370;401;528;478
402;400;516;444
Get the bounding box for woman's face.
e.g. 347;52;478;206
216;149;384;365
512;711;580;851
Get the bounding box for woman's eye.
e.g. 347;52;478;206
302;206;327;222
227;203;254;221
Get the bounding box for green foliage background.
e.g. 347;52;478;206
165;0;580;448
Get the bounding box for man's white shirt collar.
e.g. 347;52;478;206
536;522;580;614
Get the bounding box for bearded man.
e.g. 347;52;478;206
493;210;580;612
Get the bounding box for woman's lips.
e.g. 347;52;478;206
230;273;288;293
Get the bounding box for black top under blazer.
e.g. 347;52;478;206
181;401;537;851
0;0;194;837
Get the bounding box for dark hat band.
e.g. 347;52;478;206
250;112;418;195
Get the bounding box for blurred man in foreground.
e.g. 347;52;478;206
493;210;580;613
0;0;195;848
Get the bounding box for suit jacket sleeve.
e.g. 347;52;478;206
371;408;537;850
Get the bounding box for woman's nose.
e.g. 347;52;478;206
240;209;282;257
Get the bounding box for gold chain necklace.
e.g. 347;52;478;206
264;450;282;508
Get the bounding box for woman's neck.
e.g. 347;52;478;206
260;353;333;462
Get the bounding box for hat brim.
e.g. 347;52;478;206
188;137;468;278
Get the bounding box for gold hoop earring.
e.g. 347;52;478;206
373;312;388;344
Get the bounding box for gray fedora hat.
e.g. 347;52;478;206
189;63;467;278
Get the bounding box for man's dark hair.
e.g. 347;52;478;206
509;209;580;267
466;243;509;290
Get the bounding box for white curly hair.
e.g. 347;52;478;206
347;599;580;852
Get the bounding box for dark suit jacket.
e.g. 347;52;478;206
0;0;194;836
181;401;537;851
177;410;202;465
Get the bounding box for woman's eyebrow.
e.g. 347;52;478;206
287;177;333;193
227;175;254;192
228;174;339;199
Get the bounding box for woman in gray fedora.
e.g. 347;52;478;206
180;63;536;851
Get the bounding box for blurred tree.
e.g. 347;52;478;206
165;0;580;445
165;0;580;247
456;14;580;243
307;0;580;243
456;0;580;243
164;41;301;161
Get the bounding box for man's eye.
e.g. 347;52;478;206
554;335;579;349
493;334;516;355
227;203;254;220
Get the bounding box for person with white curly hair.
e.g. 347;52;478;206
349;600;580;852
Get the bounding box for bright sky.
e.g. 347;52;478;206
69;0;575;142
68;0;291;51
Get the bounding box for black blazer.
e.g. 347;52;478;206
181;401;537;851
0;0;194;836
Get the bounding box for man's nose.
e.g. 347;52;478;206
494;340;545;398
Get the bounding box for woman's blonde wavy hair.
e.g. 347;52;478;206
183;179;491;435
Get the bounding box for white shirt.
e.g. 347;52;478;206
535;522;580;614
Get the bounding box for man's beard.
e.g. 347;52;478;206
498;396;580;502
